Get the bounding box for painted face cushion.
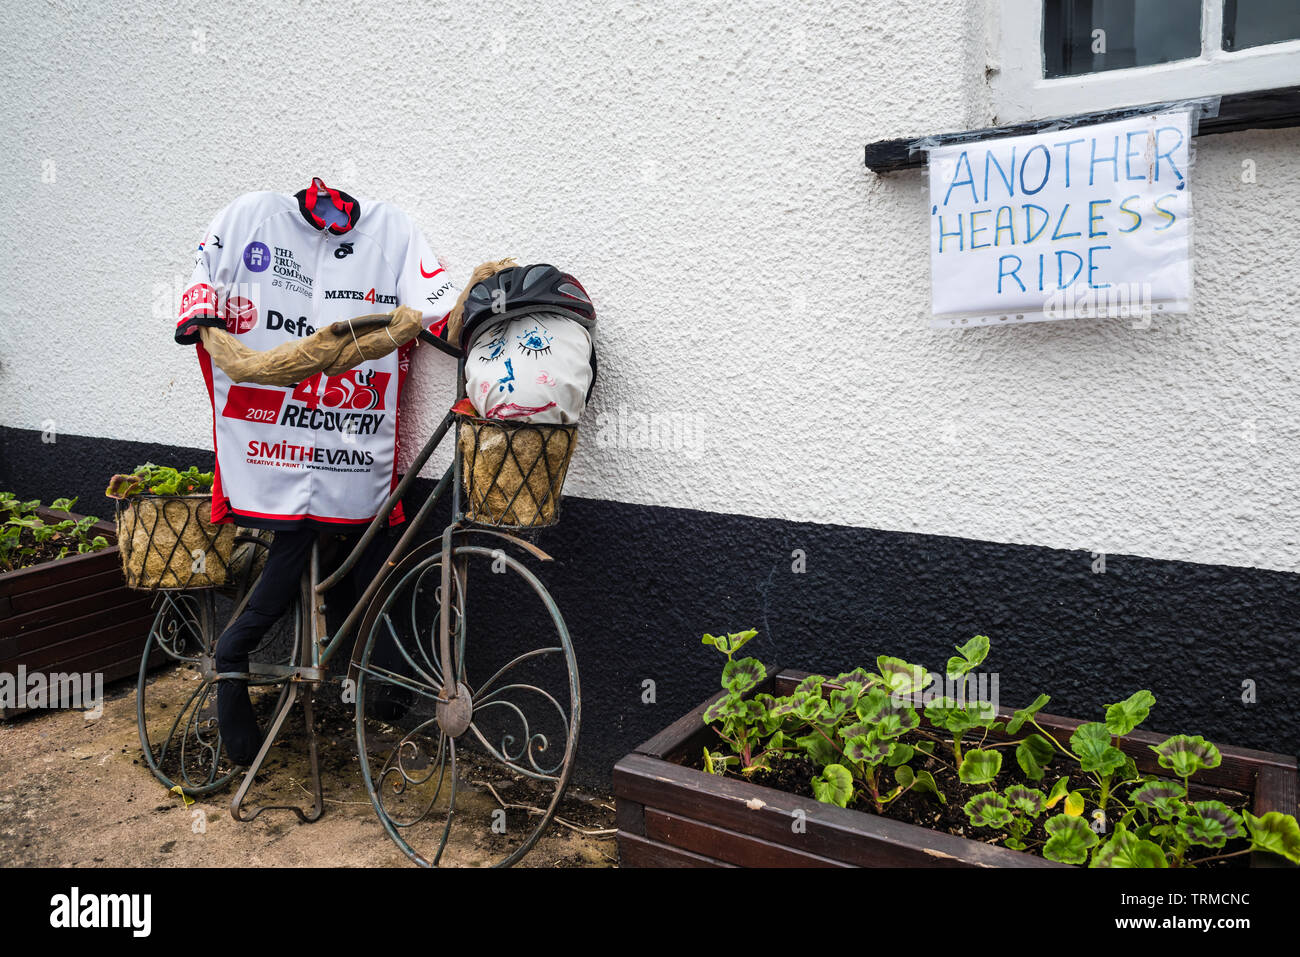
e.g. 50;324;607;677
464;311;593;424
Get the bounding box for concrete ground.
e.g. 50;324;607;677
0;669;617;868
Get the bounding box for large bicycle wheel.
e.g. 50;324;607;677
355;543;580;867
136;533;301;796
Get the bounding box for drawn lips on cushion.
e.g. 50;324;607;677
486;401;558;420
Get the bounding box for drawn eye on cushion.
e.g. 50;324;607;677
478;331;507;362
516;324;553;358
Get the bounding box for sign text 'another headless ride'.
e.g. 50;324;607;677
927;109;1192;329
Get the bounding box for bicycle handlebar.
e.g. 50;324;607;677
326;313;461;359
419;327;463;359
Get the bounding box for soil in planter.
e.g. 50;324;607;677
689;735;1253;867
1;528;106;573
0;502;112;574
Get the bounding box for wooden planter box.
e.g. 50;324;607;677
614;668;1299;868
0;507;159;718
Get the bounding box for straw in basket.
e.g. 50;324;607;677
457;416;578;529
116;495;237;590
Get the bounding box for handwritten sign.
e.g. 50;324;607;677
927;110;1192;328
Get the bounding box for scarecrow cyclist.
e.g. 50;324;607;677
173;177;467;765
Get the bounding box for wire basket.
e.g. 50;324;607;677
457;414;579;530
115;495;238;590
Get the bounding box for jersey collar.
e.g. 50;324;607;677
295;176;361;234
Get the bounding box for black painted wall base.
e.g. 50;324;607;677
2;425;1297;789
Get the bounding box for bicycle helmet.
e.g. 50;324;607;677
457;263;596;349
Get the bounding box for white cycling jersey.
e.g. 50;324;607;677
175;177;461;531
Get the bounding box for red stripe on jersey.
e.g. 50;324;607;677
388;340;412;527
195;342;232;525
223;506;376;524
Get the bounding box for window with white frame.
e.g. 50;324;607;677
992;0;1300;123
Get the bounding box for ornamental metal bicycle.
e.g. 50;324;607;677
129;315;582;868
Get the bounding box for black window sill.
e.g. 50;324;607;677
863;84;1300;173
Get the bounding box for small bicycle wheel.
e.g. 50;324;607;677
355;543;580;867
136;533;301;796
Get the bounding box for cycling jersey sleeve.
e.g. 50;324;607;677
396;222;461;340
175;206;234;345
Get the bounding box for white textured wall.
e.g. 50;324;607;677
1;0;1297;572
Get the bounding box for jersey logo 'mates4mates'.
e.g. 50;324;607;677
323;288;397;305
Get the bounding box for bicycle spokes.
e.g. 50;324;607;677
137;592;241;795
355;544;579;867
137;534;302;798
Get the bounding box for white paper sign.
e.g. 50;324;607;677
927;110;1192;328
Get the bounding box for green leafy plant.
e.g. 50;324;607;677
1007;689;1147;816
700;630;782;775
831;684;926;812
699;636;942;811
695;629;1300;869
0;493;109;573
945;634;989;679
1068;722;1132;812
965;783;1046;850
778;665;935;812
958;747;1003;785
925;635;998;765
1090;821;1168;868
105;463;214;499
1043;813;1100;865
811;763;854;806
1091;733;1298;868
1243;812;1300;863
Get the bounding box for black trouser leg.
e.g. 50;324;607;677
323;529;394;636
215;526;317;765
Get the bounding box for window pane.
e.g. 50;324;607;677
1223;0;1300;51
1043;0;1202;78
